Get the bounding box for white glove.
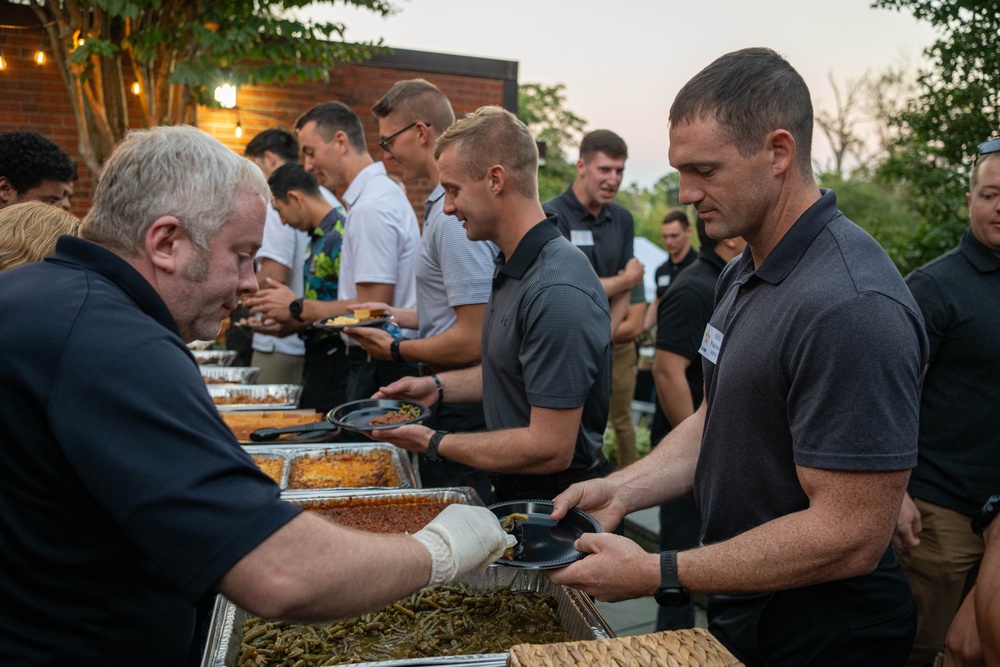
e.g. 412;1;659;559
412;504;518;586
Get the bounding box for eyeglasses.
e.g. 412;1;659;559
979;138;1000;156
378;121;429;153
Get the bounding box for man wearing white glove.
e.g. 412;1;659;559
413;505;519;586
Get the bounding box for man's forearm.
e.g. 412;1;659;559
435;365;484;404
653;353;695;428
398;327;481;368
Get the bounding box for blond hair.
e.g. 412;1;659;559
0;200;79;271
434;106;538;198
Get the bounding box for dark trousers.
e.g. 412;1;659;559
299;335;348;414
420;401;494;503
710;548;916;666
345;347;419;402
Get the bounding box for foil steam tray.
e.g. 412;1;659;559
201;366;262;385
210;384;302;411
201;566;613;667
242;443;416;493
193;350;237;366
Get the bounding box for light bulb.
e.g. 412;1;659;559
0;51;6;71
235;122;243;139
35;49;46;66
131;81;141;95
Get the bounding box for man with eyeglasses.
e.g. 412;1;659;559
339;79;496;500
247;102;421;400
893;138;1000;667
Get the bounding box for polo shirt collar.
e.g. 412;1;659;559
47;236;180;335
753;188;840;285
498;217;562;279
312;207;342;239
560;184;610;224
342;161;386;210
960;227;1000;273
699;248;728;272
425;183;445;220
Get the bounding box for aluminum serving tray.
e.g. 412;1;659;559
201;566;613;667
210;384;302;411
201;366;261;385
193;350;237;366
242;443;416;493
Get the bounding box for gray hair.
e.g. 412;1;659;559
81;126;270;254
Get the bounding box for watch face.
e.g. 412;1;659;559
654;587;692;608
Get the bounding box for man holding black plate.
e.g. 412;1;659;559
369;106;614;504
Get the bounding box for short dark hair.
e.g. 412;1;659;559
669;47;814;178
695;217;718;251
295;102;367;154
661;209;690;228
0;131;77;194
268;162;321;201
579;129;628;161
372;79;455;134
244;128;299;163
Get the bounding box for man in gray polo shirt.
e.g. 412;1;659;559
371;106;613;503
347;79;495;500
549;48;927;666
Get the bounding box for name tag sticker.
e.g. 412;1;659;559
657;275;672;287
699;323;724;364
570;230;595;246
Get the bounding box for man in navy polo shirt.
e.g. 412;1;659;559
550;48;927;666
371;106;614;503
0;126;513;666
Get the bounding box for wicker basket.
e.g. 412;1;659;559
507;628;744;667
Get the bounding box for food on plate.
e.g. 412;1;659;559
287;449;400;489
250;455;283;484
238;583;571;665
368;403;422;427
502;512;529;560
221;411;324;442
321;308;387;328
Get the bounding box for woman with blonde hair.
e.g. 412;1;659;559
0;200;79;271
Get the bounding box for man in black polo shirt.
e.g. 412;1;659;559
550;48;927;666
892;139;1000;667
543;129;644;326
372;106;613;503
651;218;746;631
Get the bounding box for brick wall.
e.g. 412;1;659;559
1;19;516;219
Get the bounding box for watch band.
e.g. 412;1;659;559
289;298;304;322
426;430;448;462
660;550;681;588
972;494;1000;538
390;338;404;363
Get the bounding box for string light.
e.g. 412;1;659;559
0;50;6;71
34;43;46;65
131;81;141;95
235;120;243;139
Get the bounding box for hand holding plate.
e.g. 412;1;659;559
550;476;627;532
373;375;439;407
545;532;660;603
343;326;393;361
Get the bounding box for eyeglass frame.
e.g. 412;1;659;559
378;121;430;153
978;138;1000;156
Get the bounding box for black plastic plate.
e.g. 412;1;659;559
487;499;603;569
312;315;393;333
327;398;430;432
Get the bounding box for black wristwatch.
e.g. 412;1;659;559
654;550;691;607
426;430;448;462
288;298;305;322
972;494;1000;538
390;338;405;363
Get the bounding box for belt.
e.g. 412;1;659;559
491;453;611;499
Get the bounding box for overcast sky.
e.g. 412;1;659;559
302;0;937;188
